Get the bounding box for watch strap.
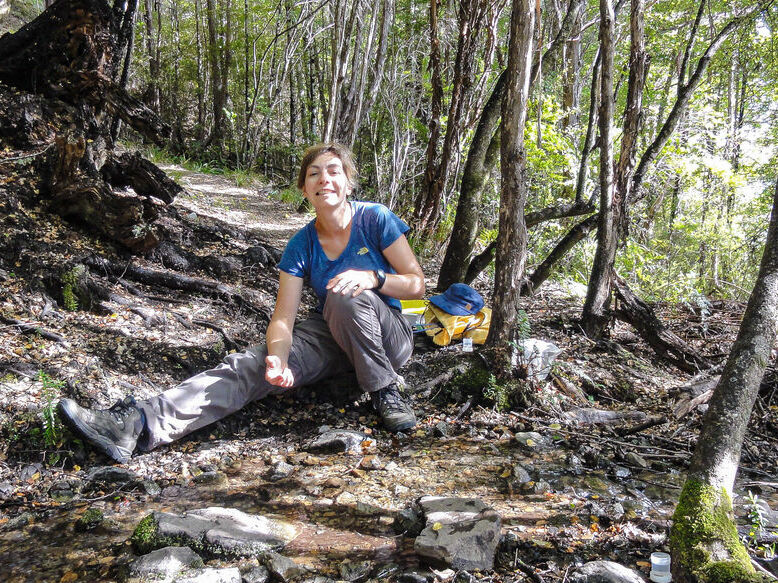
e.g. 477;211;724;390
374;269;386;290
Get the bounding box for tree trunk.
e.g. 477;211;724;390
561;0;584;130
413;0;445;237
582;0;647;338
437;0;585;287
581;0;616;338
488;0;535;351
142;0;161;114
323;0;358;143
205;0;226;153
437;72;505;290
670;175;778;583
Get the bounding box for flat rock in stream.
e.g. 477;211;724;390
570;560;647;583
174;567;242;583
563;408;647;425
129;546;204;578
413;496;501;571
131;507;299;558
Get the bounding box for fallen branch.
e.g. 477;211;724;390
193;319;240;352
0;315;67;344
616;415;669;437
613;275;711;373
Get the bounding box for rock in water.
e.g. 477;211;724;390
570;560;647;583
305;430;369;454
413;496;501;571
265;551;307;582
129;546;204;577
131;507;298;558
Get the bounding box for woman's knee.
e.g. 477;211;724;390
323;289;375;322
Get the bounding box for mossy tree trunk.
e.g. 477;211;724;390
670;175;778;583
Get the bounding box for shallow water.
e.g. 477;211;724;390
0;434;774;582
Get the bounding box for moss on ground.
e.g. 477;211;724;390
670;478;768;583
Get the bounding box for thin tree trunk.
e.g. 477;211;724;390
194;0;205;141
323;0;358;142
523;214;598;293
581;0;616;338
110;0;138;142
488;0;535;351
575;49;601;204
170;1;184;149
671;175;778;582
582;0;647;338
438;0;585;287
413;0;444;235
464;199;595;286
561;0;584;130
142;0;161;114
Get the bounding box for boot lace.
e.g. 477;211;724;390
376;386;406;413
106;397;137;423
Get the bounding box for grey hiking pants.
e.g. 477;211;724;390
136;290;413;450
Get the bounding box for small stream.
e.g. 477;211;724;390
0;433;774;582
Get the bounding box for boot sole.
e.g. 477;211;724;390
383;416;417;432
58;400;132;464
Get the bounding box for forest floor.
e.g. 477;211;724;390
0;163;777;582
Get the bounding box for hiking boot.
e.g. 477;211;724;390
58;396;144;464
371;384;416;432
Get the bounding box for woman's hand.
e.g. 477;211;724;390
326;269;378;297
265;355;295;387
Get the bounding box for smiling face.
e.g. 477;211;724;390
301;152;352;211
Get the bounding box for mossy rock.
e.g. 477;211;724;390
75;507;104;532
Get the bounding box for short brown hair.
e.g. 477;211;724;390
296;143;358;190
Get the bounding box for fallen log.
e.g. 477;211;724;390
82;256;271;321
612;275;712;373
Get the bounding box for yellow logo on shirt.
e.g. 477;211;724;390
357;247;369;255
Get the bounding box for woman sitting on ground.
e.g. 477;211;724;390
59;143;425;464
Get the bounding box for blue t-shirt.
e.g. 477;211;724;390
278;201;410;312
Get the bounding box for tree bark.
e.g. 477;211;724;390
142;0;161;114
488;0;535;350
670;175;778;583
412;0;447;238
581;0;616;338
205;0;228;153
582;0;648;338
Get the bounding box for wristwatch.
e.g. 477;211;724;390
374;269;386;290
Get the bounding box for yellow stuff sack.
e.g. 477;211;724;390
422;304;491;346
